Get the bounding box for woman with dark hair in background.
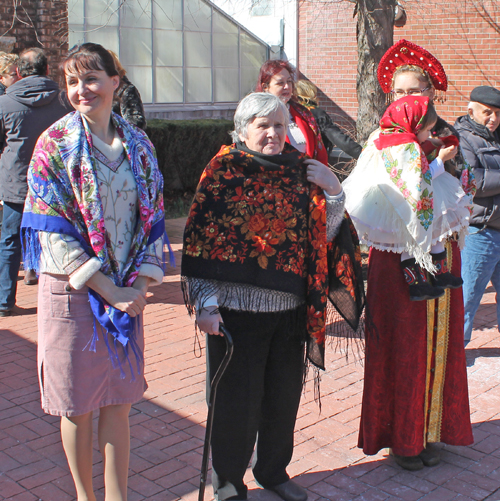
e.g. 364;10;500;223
256;59;328;165
108;50;147;130
22;43;167;500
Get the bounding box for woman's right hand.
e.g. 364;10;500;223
85;271;147;317
107;286;147;317
438;145;458;163
196;306;223;335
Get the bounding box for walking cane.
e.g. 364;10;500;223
199;324;234;501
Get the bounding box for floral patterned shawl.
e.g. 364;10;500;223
21;111;167;361
373;97;437;237
182;142;364;370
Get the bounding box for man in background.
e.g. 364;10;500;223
0;47;70;316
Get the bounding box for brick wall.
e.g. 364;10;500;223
0;0;68;81
299;0;500;133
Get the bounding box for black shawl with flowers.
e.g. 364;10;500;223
182;143;364;369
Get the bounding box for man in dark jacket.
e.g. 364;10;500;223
0;47;70;316
455;85;500;345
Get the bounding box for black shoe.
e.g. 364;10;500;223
214;494;247;501
402;258;445;301
24;269;38;286
431;271;463;290
391;451;424;471
267;480;308;501
0;309;12;317
408;283;445;301
431;250;463;290
419;444;441;467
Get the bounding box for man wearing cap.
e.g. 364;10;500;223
455;85;500;345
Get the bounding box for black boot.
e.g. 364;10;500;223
430;251;463;289
401;258;445;301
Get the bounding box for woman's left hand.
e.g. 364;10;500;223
305;159;342;196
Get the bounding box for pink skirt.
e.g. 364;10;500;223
37;274;147;417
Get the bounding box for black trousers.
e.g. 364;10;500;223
207;308;305;500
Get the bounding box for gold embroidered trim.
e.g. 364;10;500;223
426;242;452;443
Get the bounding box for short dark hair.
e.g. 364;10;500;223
61;43;119;79
18;48;47;77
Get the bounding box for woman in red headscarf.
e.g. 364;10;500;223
256;60;328;165
346;40;475;471
345;96;471;301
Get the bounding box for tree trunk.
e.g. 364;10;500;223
355;0;396;143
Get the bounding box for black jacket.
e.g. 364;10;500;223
432;116;466;177
0;75;70;204
454;114;500;230
113;76;147;130
307;105;362;160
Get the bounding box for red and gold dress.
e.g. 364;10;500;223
358;241;474;456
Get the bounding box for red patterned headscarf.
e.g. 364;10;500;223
374;96;430;150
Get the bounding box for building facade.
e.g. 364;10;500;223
298;0;500;132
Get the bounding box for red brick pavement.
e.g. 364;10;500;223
1;217;500;500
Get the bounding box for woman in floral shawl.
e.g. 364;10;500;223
182;93;364;501
21;43;167;500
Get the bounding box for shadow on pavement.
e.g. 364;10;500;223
466;347;500;367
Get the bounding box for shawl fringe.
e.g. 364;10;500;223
181;277;302;316
21;227;42;274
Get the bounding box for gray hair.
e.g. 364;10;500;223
231;92;289;142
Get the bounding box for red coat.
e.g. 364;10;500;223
288;101;329;165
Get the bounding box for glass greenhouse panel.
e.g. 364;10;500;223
86;26;119;53
213;10;238;34
184;0;211;32
86;0;119;27
120;28;152;66
185;67;212;102
156;67;184;103
68;25;85;48
121;0;152;28
214;67;239;102
184;31;211;68
68;0;84;25
155;30;183;67
153;0;183;30
126;66;153;103
213;33;238;68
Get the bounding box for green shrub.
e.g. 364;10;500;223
145;119;233;194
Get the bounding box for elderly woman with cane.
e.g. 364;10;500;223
21;43;167;500
182;92;364;501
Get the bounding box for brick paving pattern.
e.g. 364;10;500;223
1;217;500;500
